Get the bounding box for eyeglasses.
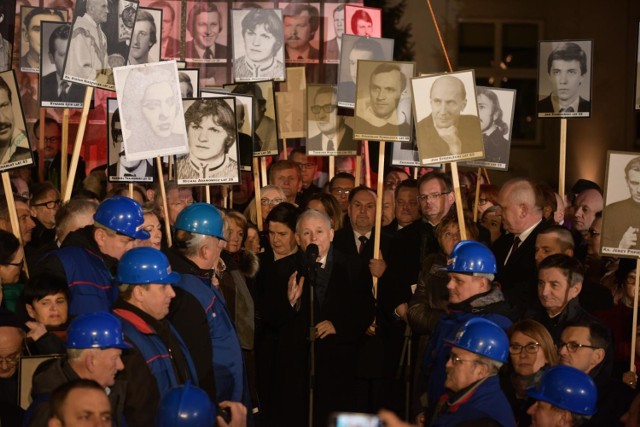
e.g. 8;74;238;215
44;136;61;144
417;192;451;202
31;199;61;209
509;342;541;354
448;353;481;366
295;162;315;170
587;228;601;237
0;352;21;367
260;198;283;206
2;258;24;269
557;341;601;353
331;187;351;196
310;104;337;114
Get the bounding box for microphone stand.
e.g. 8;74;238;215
307;259;319;427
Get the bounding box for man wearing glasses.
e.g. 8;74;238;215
329;172;356;213
27;182;60;252
0;196;36;246
307;85;354;155
290;148;321;207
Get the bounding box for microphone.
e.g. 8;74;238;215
306;243;319;267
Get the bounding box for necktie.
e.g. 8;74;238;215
511;236;521;253
204;47;214;59
560;106;575;113
327;139;335;151
59;81;69;101
358;235;368;254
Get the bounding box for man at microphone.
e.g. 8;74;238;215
261;209;375;426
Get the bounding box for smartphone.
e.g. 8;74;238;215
329;412;383;427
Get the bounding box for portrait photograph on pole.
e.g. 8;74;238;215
178;69;199;98
281;2;321;64
0;70;33;171
0;0;16;72
39;21;85;109
635;23;640;110
126;7;162;66
147;0;181;60
344;4;381;38
462;86;516;171
537;39;593;118
113;61;189;161
106;97;155;182
19;6;67;73
391;140;420;167
337;34;393;109
412;69;485;165
231;8;285;82
175;97;241;185
323;2;345;64
307;84;356;156
185;1;228;63
354;60;414;142
601;151;640;258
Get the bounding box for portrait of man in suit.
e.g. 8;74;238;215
148;0;180;59
185;2;227;62
414;72;484;164
0;73;32;170
307;85;355;155
40;23;85;108
324;3;344;62
537;41;592;118
127;9;158;65
20;7;65;72
283;2;319;63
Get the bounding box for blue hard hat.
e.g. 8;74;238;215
174;203;225;240
445;317;509;363
447;240;497;275
526;365;597;416
67;312;132;349
156;382;216;427
115;247;180;285
94;196;150;240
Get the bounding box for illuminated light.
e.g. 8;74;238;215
499;61;507;70
505;54;513;63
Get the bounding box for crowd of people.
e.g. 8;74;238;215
2;146;640;427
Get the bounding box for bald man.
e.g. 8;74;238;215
416;74;484;161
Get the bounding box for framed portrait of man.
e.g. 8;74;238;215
20;6;67;73
0;0;16;72
146;0;181;60
635;23;640;110
277;91;305;139
178;69;199;98
126;7;162;66
354;60;414;143
280;2;321;64
201;89;254;172
462;87;516;171
63;0;137;91
185;1;228;63
323;2;345;64
39;21;84;109
188;62;229;88
0;70;33;172
537;39;593;119
231;8;285;82
337;34;393;109
391;141;420;167
175;97;241;185
106;98;154;182
225;80;278;156
280;66;306;92
307;84;356;156
412;70;484;165
601;151;640;258
113;61;189;161
344;5;381;38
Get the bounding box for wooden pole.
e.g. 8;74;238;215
61;109;69;192
62;87;93;202
128;183;134;199
559;118;567;199
482;167;490;185
229;187;233;208
413;167;418;180
38;109;45;182
222;185;229;208
355;154;362;185
473;167;482;222
260;157;268;188
450;163;467;240
372;141;385;300
631;258;640;372
205;185;211;204
282;138;288;159
328;156;335;181
1;173;28;277
364;141;371;188
253;158;263;231
156;157;172;247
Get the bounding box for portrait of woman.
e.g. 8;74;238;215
232;8;285;82
351;9;373;36
176;98;240;184
114;62;188;161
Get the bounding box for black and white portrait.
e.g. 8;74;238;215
63;0;137;90
463;87;516;171
178;69;199;98
0;70;33;172
20;6;66;73
231;8;285;82
354;60;414;142
276;91;305;139
412;70;484;165
323;2;344;64
537;40;593;118
201;89;254;172
185;1;228;63
280;66;306;92
175;97;241;184
225;80;278;156
39;21;84;108
107;98;154;182
636;24;640;110
281;2;320;64
127;7;161;65
602;151;640;258
146;0;180;60
392;141;420;167
113;61;188;161
337;34;393;109
0;1;16;72
344;5;381;38
307;84;356;156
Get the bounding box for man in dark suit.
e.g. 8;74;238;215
283;3;320;61
185;2;227;61
307;85;356;153
324;4;344;61
148;0;179;58
40;24;85;106
538;42;591;114
415;74;484;161
492;177;547;316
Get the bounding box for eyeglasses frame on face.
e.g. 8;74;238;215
509;342;541;355
310;104;337;114
31;199;62;209
557;341;601;353
0;351;21;366
295;162;315;170
448;352;483;366
2;258;25;269
331;187;351;196
260;198;284;206
417;192;451;202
